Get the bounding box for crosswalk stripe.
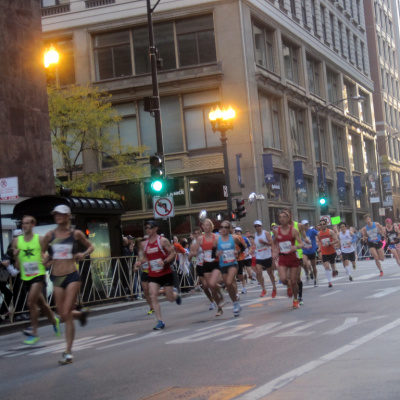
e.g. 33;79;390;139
243;321;302;340
356;273;380;280
275;319;327;337
323;317;358;335
366;287;400;298
320;290;342;297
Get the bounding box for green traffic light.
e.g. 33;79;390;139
319;198;327;205
151;179;164;192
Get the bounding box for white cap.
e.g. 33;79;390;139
13;229;22;237
234;226;242;232
254;220;262;226
301;219;309;225
51;205;71;215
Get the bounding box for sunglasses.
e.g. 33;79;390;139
221;225;230;229
145;226;153;230
254;225;261;227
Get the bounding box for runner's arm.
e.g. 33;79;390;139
161;237;176;264
74;230;95;261
293;229;304;248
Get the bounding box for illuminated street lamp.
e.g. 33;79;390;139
44;45;60;68
209;105;236;220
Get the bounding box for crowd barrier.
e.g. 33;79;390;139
0;240;395;323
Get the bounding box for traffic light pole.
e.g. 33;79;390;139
147;0;164;156
220;131;233;220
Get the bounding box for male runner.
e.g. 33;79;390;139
302;220;319;287
384;218;400;266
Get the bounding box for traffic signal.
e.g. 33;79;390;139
235;199;246;220
149;154;165;194
318;191;329;215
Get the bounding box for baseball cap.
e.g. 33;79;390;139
51;205;71;215
145;220;158;228
234;227;242;232
13;229;22;237
254;220;262;226
301;219;309;225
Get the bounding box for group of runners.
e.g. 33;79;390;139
9;204;399;366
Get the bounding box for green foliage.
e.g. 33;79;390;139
48;85;146;198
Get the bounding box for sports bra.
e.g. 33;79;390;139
48;230;79;260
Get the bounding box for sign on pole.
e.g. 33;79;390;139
153;196;175;219
223;185;228;198
0;177;19;200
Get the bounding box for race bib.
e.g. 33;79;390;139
197;252;204;265
141;262;149;272
221;249;235;265
279;241;292;254
204;250;213;262
23;262;39;276
321;238;330;247
256;246;268;253
52;244;73;260
149;259;163;272
343;240;352;249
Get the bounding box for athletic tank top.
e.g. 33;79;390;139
202;233;216;263
235;235;247;261
319;229;336;255
17;234;46;281
144;236;172;277
254;230;272;259
276;225;295;255
48;230;78;260
339;230;355;253
217;234;237;267
386;226;399;244
293;221;303;259
366;222;381;243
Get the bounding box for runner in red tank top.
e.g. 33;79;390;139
273;210;303;309
139;220;181;331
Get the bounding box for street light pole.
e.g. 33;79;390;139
220;131;233;219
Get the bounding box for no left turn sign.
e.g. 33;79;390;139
153;196;175;219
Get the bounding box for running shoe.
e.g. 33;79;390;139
79;308;89;327
241;287;247;294
58;352;73;365
293;300;300;309
314;279;318;287
53;316;61;337
328;282;333;288
153;320;165;330
23;335;39;345
353;264;356;270
271;288;277;298
175;294;182;305
310;272;314;280
287;287;293;298
333;270;338;277
215;307;223;317
379;271;384;277
233;302;241;317
22;327;33;337
349;276;353;281
299;298;304;305
209;302;216;311
260;289;267;297
147;309;154;315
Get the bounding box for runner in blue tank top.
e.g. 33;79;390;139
361;214;384;276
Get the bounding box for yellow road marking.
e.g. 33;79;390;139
248;303;263;308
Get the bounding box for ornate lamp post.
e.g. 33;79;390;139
209;106;236;220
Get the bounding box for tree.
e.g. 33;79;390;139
48;85;146;198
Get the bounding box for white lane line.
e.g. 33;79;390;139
320;290;342;297
323;317;358;335
356;273;380;280
69;334;135;352
366;287;400;298
243;321;302;340
275;319;327;337
236;318;400;400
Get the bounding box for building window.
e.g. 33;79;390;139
327;68;339;104
359;90;371;124
330;13;336;48
183;90;221;151
253;23;275;72
307;55;321;96
343;81;357;116
351;134;363;171
290;0;297;18
94;30;132;80
283;41;300;84
289;105;307;156
108;182;142;211
350;0;354;17
301;0;308;26
320;5;327;42
189;173;226;204
364;139;376;171
338;21;344;56
360;42;366;73
176;15;217;67
45;38;75;86
354;35;359;68
346;28;352;62
266;173;289;202
296;177;313;204
311;0;318;35
259;93;281;149
332;124;347;167
312;115;328;162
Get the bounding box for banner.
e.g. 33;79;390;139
271;173;281;199
365;172;380;203
353;175;362;200
381;170;393;207
317;166;326;189
294;160;307;202
337;171;346;202
262;154;275;184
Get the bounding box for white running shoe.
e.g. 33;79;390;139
209;302;216;310
233;302;241;317
241;287;247;294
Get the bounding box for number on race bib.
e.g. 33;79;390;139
279;241;292;254
23;262;39;276
221;249;235;265
149;259;163;272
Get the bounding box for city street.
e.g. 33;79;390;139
2;258;400;400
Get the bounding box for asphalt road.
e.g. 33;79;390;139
2;257;400;400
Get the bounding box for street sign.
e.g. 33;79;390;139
320;215;331;225
223;185;228;198
379;207;386;217
153;196;175;219
0;176;18;200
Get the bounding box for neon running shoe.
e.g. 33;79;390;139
147;309;154;315
79;308;89;327
23;335;39;345
58;352;73;365
153;320;165;330
53;316;61;337
260;289;267;297
299;298;304;305
287;287;293;298
293;300;300;309
271;289;277;298
328;282;333;288
380;271;384;277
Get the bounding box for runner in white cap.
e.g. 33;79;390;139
254;220;276;298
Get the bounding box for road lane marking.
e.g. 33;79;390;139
235;318;400;400
366;287;400;298
320;290;342;297
243;321;301;340
356;273;380;280
323;317;358;335
275;319;327;337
